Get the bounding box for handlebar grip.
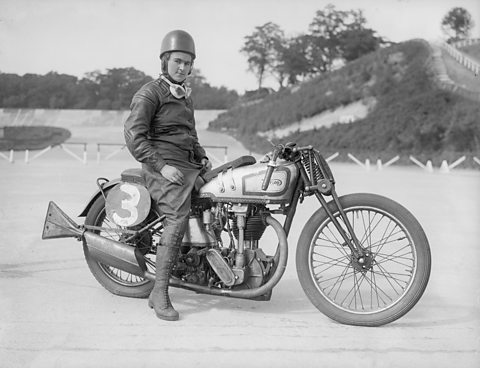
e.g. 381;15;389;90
262;165;275;191
262;146;281;191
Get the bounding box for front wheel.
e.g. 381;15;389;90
296;193;431;326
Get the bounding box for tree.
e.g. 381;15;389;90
307;4;350;73
93;67;152;109
277;35;312;86
338;28;383;62
188;68;239;109
441;7;474;43
307;4;383;70
240;22;285;89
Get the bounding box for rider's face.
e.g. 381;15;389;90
167;52;193;83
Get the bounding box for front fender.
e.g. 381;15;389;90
78;178;121;217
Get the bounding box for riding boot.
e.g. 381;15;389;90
148;245;180;321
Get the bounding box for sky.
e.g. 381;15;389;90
1;0;479;93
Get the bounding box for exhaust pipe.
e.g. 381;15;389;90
43;202;288;299
42;201;147;277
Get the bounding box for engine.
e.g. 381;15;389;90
172;200;273;289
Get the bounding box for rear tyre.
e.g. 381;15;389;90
296;193;431;326
83;194;155;298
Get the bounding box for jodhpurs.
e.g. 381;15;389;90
142;164;201;248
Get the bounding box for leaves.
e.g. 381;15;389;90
240;4;386;89
441;7;475;43
0;68;238;110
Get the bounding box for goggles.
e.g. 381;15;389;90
161;75;191;99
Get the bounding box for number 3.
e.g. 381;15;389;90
112;183;140;227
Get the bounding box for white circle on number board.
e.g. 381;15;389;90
105;182;151;227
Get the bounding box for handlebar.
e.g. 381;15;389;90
261;146;281;191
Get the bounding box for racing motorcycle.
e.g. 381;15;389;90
42;142;431;326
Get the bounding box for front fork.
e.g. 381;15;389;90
294;151;366;259
312;187;366;258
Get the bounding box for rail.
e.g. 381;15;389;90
96;143;229;164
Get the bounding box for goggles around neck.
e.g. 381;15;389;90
160;75;191;99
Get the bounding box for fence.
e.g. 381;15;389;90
341;153;480;173
441;41;480;76
426;40;480;102
2;145;479;174
452;38;480;49
1;143;229;165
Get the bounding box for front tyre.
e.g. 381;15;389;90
296;193;431;326
84;194;155;298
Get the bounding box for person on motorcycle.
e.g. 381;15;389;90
124;29;212;321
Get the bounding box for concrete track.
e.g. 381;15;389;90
1;126;479;367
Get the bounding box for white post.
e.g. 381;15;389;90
25;149;29;163
449;156;466;170
426;160;433;173
439;160;449;173
83;143;87;164
409;155;433;172
9;149;14;163
409;155;426;169
384;155;400;167
0;150;12;162
60;144;85;163
347;153;365;168
376;159;382;170
30;146;52;162
326;152;339;162
104;145;126;161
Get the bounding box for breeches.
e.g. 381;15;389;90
142;164;201;248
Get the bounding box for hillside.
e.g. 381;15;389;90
209;40;480;165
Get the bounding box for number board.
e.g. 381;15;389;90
105;182;151;227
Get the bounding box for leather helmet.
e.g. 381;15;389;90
160;30;196;60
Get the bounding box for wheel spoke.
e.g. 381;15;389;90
93;207;152;287
309;205;416;314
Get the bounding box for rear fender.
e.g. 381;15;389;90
79;178;121;217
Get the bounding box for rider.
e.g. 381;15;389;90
124;30;212;321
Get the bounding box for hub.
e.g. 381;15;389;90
351;252;374;273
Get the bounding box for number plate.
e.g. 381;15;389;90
105;182;151;227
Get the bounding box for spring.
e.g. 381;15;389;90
302;152;324;184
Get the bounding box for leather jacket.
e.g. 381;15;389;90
124;77;207;171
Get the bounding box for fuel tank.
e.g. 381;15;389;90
198;160;298;204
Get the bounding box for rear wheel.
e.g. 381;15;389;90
83;194;156;298
296;193;431;326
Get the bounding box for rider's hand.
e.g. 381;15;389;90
260;152;272;163
160;164;184;185
201;158;212;172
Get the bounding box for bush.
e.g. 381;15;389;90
0;126;71;150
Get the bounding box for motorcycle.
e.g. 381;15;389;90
42;142;431;326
